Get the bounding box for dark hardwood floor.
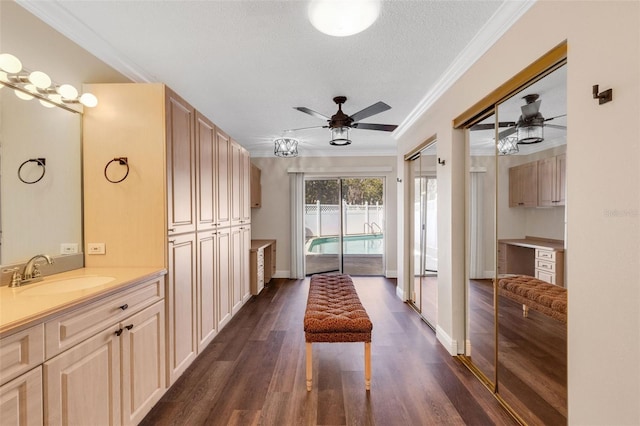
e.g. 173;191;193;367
141;277;517;426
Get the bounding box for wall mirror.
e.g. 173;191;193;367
0;82;83;268
465;63;567;424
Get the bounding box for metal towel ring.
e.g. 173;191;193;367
18;158;46;184
104;157;129;183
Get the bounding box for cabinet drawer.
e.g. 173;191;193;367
0;324;44;386
535;249;556;261
535;259;556;272
535;269;556;284
45;278;164;359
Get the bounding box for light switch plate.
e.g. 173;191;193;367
60;243;78;254
87;243;106;255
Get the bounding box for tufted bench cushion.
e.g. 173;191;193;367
304;274;372;343
304;274;372;391
498;275;567;323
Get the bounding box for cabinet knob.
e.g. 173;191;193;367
119;304;128;311
168;228;175;232
115;328;123;336
169;239;175;244
125;324;134;331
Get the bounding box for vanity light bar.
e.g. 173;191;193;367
0;53;98;113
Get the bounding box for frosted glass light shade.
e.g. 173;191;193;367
58;84;78;99
79;93;98;107
28;71;52;89
15;89;34;100
308;0;381;37
0;53;22;73
329;127;351;145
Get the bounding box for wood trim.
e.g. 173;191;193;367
404;134;437;161
453;42;567;129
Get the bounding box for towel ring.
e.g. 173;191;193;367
18;158;46;184
104;157;129;183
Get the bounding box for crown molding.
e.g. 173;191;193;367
393;0;536;140
16;0;155;83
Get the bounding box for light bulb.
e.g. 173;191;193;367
58;84;78;99
28;71;51;89
0;53;22;73
79;92;98;107
15;89;34;100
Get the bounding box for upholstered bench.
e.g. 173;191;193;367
498;275;567;323
304;274;373;391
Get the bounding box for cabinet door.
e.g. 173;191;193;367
230;140;243;226
166;89;196;235
250;163;261;208
230;226;243;315
217;228;232;330
509;162;537;207
195;112;217;230
555;154;566;206
121;301;166;426
241;147;252;222
537;157;556;207
216;129;231;228
167;233;197;385
197;231;217;352
241;226;252;303
44;328;121;426
0;367;42;426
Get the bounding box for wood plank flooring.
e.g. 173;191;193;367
141;277;517;426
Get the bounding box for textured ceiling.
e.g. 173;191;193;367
20;0;525;157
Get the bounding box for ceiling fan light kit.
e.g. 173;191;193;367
308;0;381;37
329;127;351;145
498;136;519;155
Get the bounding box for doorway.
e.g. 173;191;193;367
408;143;438;327
304;177;385;276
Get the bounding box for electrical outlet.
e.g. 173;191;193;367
87;243;106;255
60;243;78;254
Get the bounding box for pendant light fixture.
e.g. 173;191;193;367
274;132;299;157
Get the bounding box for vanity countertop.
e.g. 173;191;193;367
0;267;166;336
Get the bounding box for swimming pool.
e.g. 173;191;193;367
306;233;384;255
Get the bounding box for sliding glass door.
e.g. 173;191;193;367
304;177;384;276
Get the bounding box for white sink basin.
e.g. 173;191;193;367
20;276;115;296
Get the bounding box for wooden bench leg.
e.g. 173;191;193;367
523;304;529;318
306;342;312;391
364;342;371;391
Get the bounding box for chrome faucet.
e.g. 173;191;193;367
21;254;54;284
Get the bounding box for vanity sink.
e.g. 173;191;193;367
19;276;116;296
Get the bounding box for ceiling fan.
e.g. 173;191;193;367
291;96;398;145
471;94;566;144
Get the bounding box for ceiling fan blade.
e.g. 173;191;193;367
284;125;328;132
293;107;330;121
521;99;541;119
352;122;398;132
545;124;567;130
350;101;391;122
470;121;516;131
544;113;567;122
498;127;517;139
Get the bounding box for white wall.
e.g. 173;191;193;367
396;1;640;424
250;155;397;278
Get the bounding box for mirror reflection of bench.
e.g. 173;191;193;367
498;275;567;323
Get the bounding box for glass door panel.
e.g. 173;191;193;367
304;178;341;275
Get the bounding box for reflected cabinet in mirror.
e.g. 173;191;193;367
0;82;83;269
465;64;567;425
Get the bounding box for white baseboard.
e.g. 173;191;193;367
436;325;460;355
385;270;397;278
395;285;405;300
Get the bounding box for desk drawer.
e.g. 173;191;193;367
0;324;44;386
535;269;556;284
535;249;556;261
536;259;556;273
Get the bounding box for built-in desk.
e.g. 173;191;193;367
498;237;565;286
250;239;276;295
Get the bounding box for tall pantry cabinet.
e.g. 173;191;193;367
83;83;251;388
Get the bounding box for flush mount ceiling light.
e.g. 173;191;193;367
274;134;299;157
308;0;381;37
0;52;98;113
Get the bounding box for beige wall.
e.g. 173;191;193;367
396;1;639;424
251;155;397;278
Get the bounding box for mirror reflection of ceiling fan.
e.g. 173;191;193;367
290;96;398;146
471;93;566;144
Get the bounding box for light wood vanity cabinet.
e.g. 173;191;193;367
535;248;565;286
0;367;43;426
